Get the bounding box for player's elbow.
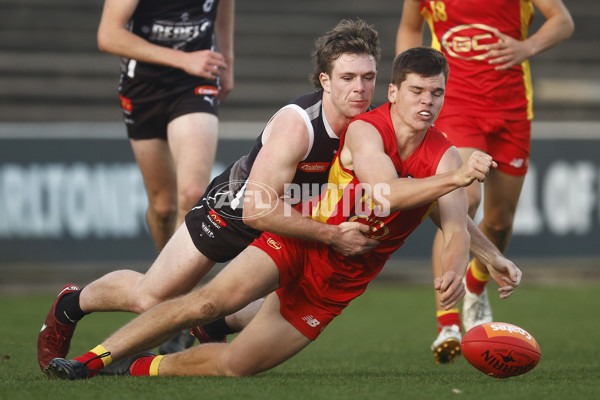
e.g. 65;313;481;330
556;12;575;41
97;29;116;53
564;16;575;38
97;30;110;53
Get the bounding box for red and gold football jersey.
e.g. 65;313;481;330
419;0;535;120
310;103;452;268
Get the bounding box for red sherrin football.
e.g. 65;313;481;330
461;322;541;379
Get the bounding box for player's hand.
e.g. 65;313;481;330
455;151;497;187
331;222;379;256
182;50;227;80
485;255;522;299
485;29;533;71
435;270;465;310
217;64;234;101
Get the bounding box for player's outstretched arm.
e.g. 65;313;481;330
430;209;522;299
344;122;497;212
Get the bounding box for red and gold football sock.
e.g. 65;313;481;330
436;309;461;333
74;345;112;377
465;259;490;295
129;355;164;376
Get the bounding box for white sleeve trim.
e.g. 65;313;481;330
261;104;314;161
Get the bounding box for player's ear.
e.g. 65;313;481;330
320;72;331;93
388;83;398;103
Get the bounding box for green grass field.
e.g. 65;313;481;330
1;282;599;400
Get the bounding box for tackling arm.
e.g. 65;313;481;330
242;109;379;256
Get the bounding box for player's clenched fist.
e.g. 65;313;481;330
455;151;497;187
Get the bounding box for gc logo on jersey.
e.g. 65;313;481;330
348;214;389;240
441;24;498;61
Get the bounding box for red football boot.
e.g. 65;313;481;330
37;284;81;371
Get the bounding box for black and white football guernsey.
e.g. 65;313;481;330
185;90;346;262
121;0;220;86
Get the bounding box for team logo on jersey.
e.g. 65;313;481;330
195;86;219;96
266;237;282;250
441;24;498;61
208;210;226;228
348;214;390;240
119;94;133;113
298;162;330;173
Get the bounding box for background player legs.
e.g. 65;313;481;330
130;112;218;252
167;112;218;229
131;137;178;251
477;168;525;260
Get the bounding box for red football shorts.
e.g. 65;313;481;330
434;114;531;177
251;233;369;340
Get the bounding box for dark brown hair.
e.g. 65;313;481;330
310;19;380;89
391;46;449;86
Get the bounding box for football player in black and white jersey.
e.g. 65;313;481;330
98;0;234;252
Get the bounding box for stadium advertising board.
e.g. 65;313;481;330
0;123;599;261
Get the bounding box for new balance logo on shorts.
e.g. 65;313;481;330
302;315;320;328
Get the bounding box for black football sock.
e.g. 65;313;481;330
55;291;88;325
202;318;237;340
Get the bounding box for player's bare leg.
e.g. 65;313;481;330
79;224;216;315
158;293;311;376
130;138;178;251
167;112;218;227
97;246;280;362
44;248;283;379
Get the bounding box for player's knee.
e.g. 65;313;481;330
131;291;164;314
482;217;513;239
147;198;177;226
178;185;206;213
188;294;225;322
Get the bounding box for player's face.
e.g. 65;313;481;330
321;53;377;120
388;72;445;133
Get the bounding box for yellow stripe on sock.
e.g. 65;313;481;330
470;259;490;282
436;308;459;318
90;344;112;367
149;355;165;376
